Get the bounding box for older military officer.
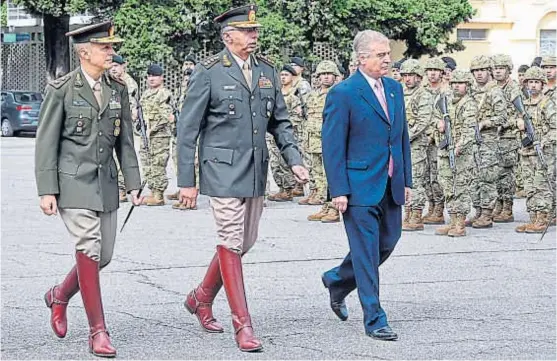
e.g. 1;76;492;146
178;4;308;352
35;22;142;357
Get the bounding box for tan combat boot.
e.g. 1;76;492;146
403;209;424;231
493;200;514;223
292;184;305;197
424;203;445;224
465;207;481;227
307;191;325;205
268;188;293;202
515;212;537;233
472;208;493;228
172;201;197;210
422;201;434;221
435;213;456;236
402;206;411;229
119;190;128;203
448;213;467;237
298;189;317;205
308;204;329;221
492;200;503;220
525;212;550;233
166;191;179;201
321;206;340;223
145;190;165;206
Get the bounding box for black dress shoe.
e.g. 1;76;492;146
321;274;348;321
367;325;398;341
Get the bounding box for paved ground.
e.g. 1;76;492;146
1;136;556;360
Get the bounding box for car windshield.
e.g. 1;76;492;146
14;92;43;103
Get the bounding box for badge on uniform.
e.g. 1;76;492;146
72;100;87;107
223;85;237;91
74;73;83;88
114;127;120;136
258;76;272;89
222;54;232;67
114;118;121;127
109;89;121;109
228;103;236;115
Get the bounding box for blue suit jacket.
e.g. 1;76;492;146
322;70;412;206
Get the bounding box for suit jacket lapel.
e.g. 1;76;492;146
383;77;395;124
76;69;99;111
223;49;251;92
355;71;389;124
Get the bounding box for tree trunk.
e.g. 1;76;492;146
43;14;70;81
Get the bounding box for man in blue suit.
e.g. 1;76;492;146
321;30;412;341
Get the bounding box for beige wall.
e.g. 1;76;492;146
391;0;556;76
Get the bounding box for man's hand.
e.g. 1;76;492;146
40;195;58;216
455;144;461;156
405;187;412;204
517;118;525;131
130;190;144;206
291;165;309;184
179;187;198;209
332;196;348;213
438;120;445;133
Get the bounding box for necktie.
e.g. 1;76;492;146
93;81;102;107
374;80;394;177
242;62;252;90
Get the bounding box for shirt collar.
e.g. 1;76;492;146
359;68;382;89
230;52;251;70
81;66;101;89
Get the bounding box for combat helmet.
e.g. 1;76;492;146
523;66;547;84
399;59;424;77
470;55;494;71
315;60;340;76
449;69;474;84
491;54;513;70
424;58;446;71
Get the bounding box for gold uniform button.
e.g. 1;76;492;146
98;131;103;136
98;164;103;169
99;148;104;153
253;129;258;134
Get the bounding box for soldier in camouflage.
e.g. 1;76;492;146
139;64;174;206
391;60;403;82
302;60;341;223
400;59;433;231
290;57;312;97
541;56;556;98
266;65;303;202
515;67;556;233
515;64;530;198
433;69;478;237
422;57;447;225
467;55;508;229
491;54;522;223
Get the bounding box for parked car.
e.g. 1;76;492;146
1;90;43;137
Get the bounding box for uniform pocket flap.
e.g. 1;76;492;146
67;106;93;119
58;160;79;175
347;160;368;170
202;147;234;165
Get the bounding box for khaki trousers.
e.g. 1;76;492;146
59;208;117;267
209;196;265;254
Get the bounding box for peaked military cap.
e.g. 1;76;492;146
147;64;163;76
66;21;122;44
112;54;125;64
281;64;297;76
215;4;262;29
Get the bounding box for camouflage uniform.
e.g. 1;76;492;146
400;60;433;231
140;86;174;202
468;55;508;228
422;58;448;224
516;67;556;233
492;54;522;222
433;69;478;237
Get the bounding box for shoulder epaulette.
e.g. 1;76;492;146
48;73;72;89
256;54;274;67
202;54;220;69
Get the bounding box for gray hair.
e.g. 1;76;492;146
353;30;389;57
74;43;91;60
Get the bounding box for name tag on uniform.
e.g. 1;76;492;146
72;100;88;107
223;85;237;91
258;76;272;89
109;101;121;109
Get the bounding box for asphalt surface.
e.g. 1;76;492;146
1;136;555;360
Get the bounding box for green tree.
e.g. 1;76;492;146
13;0;123;80
1;1;7;28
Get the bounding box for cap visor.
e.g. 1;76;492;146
91;35;124;44
228;21;262;29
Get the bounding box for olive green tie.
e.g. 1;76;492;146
242;62;252;90
93;81;102;107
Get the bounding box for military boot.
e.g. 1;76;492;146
465;207;481;227
526;212;550;233
448;214;467;237
267;188;293;202
144;190;165;206
515;212;537;233
308;204;329;221
298;189;317;205
307;192;325;205
493;200;514;223
423;203;445;224
321;206;340;223
422;201;434;221
119;190;128;203
172;201;197;210
403;209;424;231
166;191;179;201
472;208;493;228
492;200;503;219
292;184;305;197
402;206;411;229
435;213;456;236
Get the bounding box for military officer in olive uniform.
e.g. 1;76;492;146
35;22;142;357
177;4;308;352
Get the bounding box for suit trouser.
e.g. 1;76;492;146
209;197;265;254
58;208;117;266
322;180;401;332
